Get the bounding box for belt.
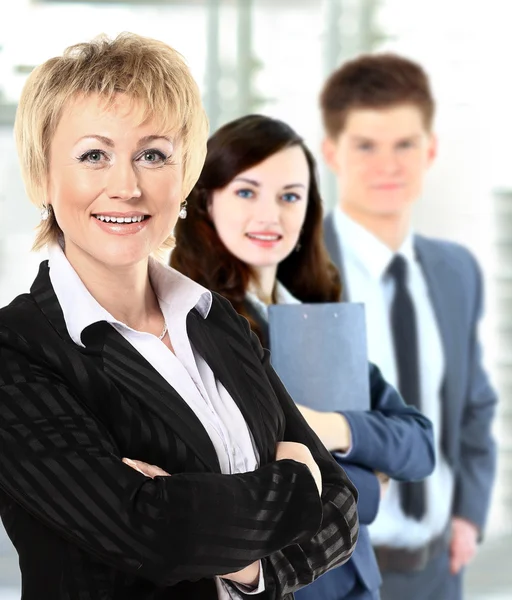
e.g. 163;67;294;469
374;526;452;573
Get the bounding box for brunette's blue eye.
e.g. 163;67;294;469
282;193;300;203
236;189;255;199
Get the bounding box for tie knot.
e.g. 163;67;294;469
387;254;408;285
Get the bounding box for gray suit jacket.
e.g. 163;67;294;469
324;211;497;532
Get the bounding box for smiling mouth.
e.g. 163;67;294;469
93;215;149;223
246;233;282;241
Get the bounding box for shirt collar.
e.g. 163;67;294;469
48;243;212;347
334;207;416;280
246;281;300;317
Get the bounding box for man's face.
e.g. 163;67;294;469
322;104;437;220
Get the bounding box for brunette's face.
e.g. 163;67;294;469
209;146;310;270
47;93;183;270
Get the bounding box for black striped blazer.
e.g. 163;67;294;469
0;262;358;599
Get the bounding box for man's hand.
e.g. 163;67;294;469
122;458;170;478
296;405;352;453
450;517;479;574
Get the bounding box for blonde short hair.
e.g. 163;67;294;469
14;32;209;251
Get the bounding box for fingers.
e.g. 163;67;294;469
449;529;477;574
122;458;171;478
449;542;463;575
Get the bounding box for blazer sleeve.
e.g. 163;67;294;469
452;257;497;532
336;463;380;525
338;363;435;481
242;320;359;598
0;325;337;587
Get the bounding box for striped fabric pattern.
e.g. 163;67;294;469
0;261;358;599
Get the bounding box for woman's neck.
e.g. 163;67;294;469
250;265;278;306
64;243;161;332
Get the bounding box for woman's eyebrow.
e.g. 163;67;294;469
73;134;173;147
75;134;114;147
137;135;174;146
233;177;260;186
283;183;306;190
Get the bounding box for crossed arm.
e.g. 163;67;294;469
0;324;358;597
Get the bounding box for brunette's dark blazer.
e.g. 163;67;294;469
0;262;358;600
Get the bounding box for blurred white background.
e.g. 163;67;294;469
0;1;511;598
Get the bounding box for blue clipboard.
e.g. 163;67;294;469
268;302;370;412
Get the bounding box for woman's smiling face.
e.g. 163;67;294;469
208;145;310;271
47;93;184;269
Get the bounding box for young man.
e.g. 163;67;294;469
320;54;497;600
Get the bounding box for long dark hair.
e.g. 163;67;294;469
171;114;341;341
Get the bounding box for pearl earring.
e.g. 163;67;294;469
41;204;52;221
179;201;188;219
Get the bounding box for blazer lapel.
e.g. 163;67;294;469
31;262;221;474
187;305;278;465
98;326;221;473
31;261;74;342
414;236;462;457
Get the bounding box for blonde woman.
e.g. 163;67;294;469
0;34;358;599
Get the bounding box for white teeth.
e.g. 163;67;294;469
94;215;145;223
247;233;280;241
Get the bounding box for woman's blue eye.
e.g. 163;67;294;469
140;150;167;163
78;150;106;163
236;189;255;199
282;193;300;203
358;143;374;152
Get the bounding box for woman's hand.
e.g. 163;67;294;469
221;561;261;587
122;458;170;477
275;441;322;496
124;457;261;587
296;405;352;452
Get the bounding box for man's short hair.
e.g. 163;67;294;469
320;53;435;138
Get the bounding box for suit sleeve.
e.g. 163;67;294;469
242;321;359;598
338;363;435;481
453;256;497;532
0;326;328;587
336;463;380;525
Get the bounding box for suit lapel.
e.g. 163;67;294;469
414;236;461;455
98;325;221;473
31;261;74;342
31;262;221;474
187;304;277;465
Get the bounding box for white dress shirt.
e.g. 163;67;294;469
333;209;454;549
48;243;264;598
